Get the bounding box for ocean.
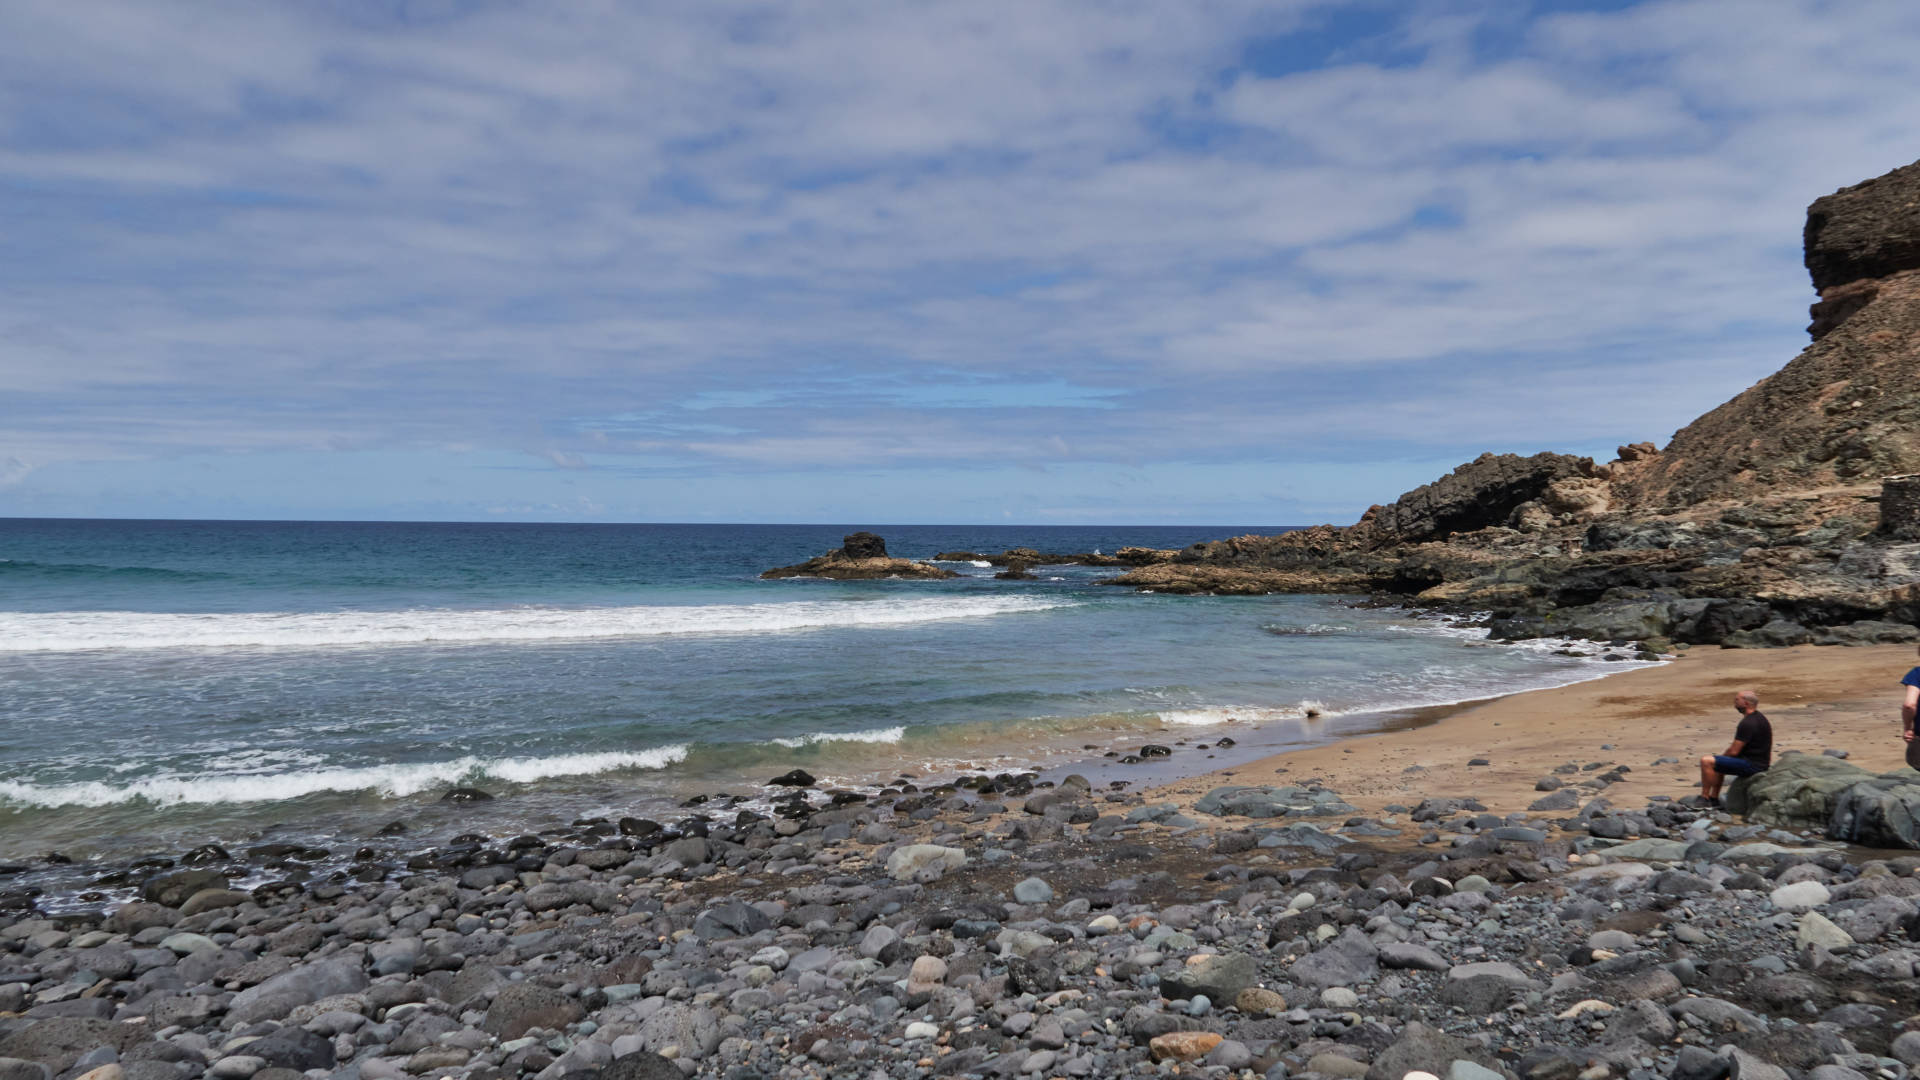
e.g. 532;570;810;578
0;518;1652;884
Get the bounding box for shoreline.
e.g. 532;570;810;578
1148;642;1920;818
0;624;1655;872
4;638;1910;910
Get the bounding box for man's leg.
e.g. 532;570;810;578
1698;755;1721;800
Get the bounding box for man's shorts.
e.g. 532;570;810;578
1711;755;1766;777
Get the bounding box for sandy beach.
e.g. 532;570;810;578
1153;642;1920;816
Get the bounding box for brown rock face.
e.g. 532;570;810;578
1805;158;1920;294
1618;156;1920;508
1620;269;1920;507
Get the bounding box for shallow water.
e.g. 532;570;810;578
0;518;1654;867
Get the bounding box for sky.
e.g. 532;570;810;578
4;0;1920;525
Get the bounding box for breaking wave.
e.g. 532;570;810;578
0;595;1074;653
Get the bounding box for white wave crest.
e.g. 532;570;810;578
0;747;688;809
0;596;1072;653
970;561;992;568
769;726;907;749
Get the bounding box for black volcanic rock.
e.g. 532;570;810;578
1356;451;1593;545
839;531;888;559
761;533;958;580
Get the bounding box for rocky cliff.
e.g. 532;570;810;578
1106;155;1920;649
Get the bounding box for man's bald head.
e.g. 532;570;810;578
1734;689;1759;710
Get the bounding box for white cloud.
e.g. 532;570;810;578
3;0;1920;518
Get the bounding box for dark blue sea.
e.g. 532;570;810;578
0;518;1652;870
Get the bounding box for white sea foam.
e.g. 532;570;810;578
0;596;1072;653
0;746;689;809
769;726;907;749
970;561;992;568
1156;703;1335;727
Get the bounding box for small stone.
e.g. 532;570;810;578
1795;912;1853;951
1149;1032;1223;1062
1235;987;1286;1014
904;1022;939;1041
1320;987;1359;1009
1306;1052;1369;1079
1012;877;1054;904
907;955;947;992
1768;881;1829;911
207;1058;265;1080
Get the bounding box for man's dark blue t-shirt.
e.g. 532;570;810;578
1903;667;1920;689
1733;710;1771;767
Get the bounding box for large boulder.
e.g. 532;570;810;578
139;870;228;908
1726;753;1874;828
0;1021;151;1074
1194;786;1356;819
1164;953;1257;1002
1829;770;1920;849
482;984;583;1040
226;959;369;1025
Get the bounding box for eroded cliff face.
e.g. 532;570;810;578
1616;159;1920;508
1105;156;1920;647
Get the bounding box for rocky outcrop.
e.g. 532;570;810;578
1884;474;1920;539
1095;156;1920;648
1619;157;1920;508
1805;157;1920;299
1356;452;1594;545
761;534;957;580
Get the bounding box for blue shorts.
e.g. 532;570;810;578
1712;755;1766;777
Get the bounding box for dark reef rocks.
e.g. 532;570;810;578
760;533;958;580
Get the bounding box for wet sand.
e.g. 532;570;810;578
1150;643;1920;815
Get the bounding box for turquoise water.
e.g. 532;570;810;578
0;519;1650;862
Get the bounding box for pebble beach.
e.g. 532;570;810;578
2;645;1917;1080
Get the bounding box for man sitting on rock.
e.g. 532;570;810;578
1696;689;1771;808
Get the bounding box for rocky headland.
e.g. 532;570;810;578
1103;157;1920;652
760;534;958;581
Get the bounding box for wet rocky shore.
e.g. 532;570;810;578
2;757;1917;1080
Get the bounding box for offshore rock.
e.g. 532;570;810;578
762;533;958;580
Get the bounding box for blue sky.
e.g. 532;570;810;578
4;0;1920;525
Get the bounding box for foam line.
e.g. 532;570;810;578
0;596;1073;653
